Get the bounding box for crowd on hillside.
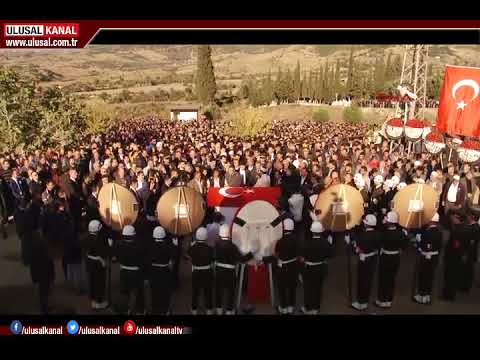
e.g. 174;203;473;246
1;114;479;315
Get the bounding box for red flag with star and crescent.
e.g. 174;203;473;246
436;65;480;138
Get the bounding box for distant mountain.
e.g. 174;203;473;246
1;45;479;95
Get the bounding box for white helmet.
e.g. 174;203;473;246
391;176;400;187
397;182;407;190
414;160;422;168
431;213;440;223
153;226;166;240
354;173;363;182
310;221;324;234
196;227;208;241
219;224;230;239
88;220;102;234
386;211;399;224
122;225;136;237
363;214;377;227
384;179;393;189
374;175;384;184
355;176;365;188
283;218;294;232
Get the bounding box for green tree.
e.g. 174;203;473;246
264;70;274;104
346;46;355;94
274;67;283;103
334;59;342;99
283;68;295;102
373;53;386;93
195;45;217;105
384;52;393;82
294;60;301;100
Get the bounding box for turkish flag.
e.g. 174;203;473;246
437;65;480;137
207;186;282;208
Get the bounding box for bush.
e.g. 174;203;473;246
312;108;329;123
343;104;363;124
203;103;221;120
224;105;271;137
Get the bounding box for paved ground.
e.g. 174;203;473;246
1;224;480;315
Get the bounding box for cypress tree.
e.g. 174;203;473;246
264;69;273;104
284;68;294;102
294;60;301;100
195;45;217;105
334;59;341;98
384;51;393;82
346;46;355;95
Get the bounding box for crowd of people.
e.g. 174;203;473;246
0;114;479;315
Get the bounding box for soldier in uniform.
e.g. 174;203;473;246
188;227;214;314
117;225;145;315
376;211;409;308
458;210;480;293
300;221;333;314
149;226;177;315
85;220;109;310
215;224;252;315
413;213;442;304
349;214;381;311
275;218;299;315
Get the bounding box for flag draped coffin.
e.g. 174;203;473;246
207;186;282;226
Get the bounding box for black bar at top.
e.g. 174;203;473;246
89;29;480;45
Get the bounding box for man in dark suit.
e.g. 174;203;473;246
63;168;83;233
9;168;30;207
442;174;466;215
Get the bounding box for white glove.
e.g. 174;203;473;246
402;229;408;236
172;237;178;247
327;235;333;245
344;235;351;245
373;198;378;204
100;258;106;267
416;234;422;242
381;208;387;215
359;253;366;262
107;238;113;247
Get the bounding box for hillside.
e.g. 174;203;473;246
1;45;479;100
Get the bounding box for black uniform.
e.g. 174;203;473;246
369;186;384;215
149;235;177;314
188;239;214;312
29;233;55;314
458;222;480;293
214;240;251;313
416;224;442;298
377;225;409;304
443;223;469;301
301;233;333;312
14;201;41;266
116;235;145;314
85;230;110;305
275;231;299;312
351;227;381;304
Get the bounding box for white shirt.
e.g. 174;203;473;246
240;169;246;184
213;178;221;188
447;182;459;203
